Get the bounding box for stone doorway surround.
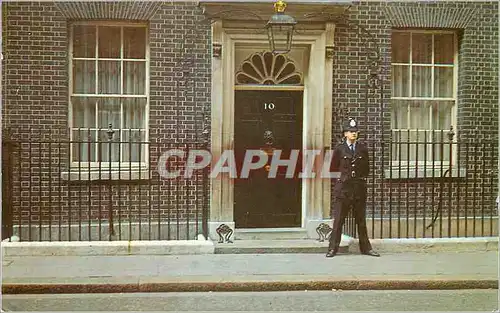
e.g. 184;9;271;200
199;1;346;242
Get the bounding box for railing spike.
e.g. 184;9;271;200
447;125;455;141
107;123;115;140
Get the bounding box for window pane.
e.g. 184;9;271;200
98;26;121;58
123;98;146;130
72;97;96;128
434;67;453;98
73;25;96;58
72;130;97;162
98;98;121;130
431;100;453;131
98;61;121;94
434;34;454;64
123;62;146;95
411;66;432;97
412;33;432;64
122;130;146;162
391;32;410;63
73;60;96;94
124;27;146;59
392;65;409;97
409;100;430;130
391;99;408;129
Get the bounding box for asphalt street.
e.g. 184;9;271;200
2;289;498;311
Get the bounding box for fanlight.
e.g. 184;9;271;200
235;51;303;85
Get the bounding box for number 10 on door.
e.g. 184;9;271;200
264;103;275;110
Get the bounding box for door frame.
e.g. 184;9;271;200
208;21;336;238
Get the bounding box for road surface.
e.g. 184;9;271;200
3;289;498;311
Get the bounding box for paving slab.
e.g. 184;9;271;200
2;251;497;293
4;251;496;279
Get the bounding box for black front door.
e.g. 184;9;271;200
234;90;303;228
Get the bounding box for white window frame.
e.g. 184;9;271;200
68;21;150;170
390;29;458;170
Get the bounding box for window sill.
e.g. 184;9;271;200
383;166;466;179
61;169;151;181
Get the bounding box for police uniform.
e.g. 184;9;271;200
326;118;380;257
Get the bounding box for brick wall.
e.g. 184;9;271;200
2;1;210;240
149;2;211;144
330;1;498;238
2;2;68;137
2;0;211;139
2;1;497;240
456;2;499;141
331;1;499;145
332;2;393;142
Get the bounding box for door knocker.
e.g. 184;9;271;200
262;130;274;172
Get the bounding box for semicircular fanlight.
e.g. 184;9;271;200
235;51;303;85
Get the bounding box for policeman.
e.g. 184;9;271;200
326;118;380;257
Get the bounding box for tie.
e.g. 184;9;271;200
350;144;354;153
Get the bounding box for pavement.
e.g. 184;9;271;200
2;249;498;294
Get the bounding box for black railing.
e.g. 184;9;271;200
2;129;497;241
2;136;16;241
342;129;498;239
2;130;209;242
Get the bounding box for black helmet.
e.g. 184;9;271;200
342;117;359;132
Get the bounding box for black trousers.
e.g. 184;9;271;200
328;185;372;253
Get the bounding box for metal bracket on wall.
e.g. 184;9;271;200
325;45;335;59
213;43;222;58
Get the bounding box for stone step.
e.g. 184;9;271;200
214;239;349;254
233;228;310;240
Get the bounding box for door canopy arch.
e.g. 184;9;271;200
235;51;303;85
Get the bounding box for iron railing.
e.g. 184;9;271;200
343;129;498;239
2;130;209;242
2;128;497;241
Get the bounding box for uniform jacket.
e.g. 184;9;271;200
331;140;370;199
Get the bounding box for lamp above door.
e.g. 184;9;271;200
266;0;297;54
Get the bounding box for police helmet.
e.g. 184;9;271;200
342;118;359;132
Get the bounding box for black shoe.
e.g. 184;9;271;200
362;250;380;257
326;249;336;258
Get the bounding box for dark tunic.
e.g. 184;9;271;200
328;140;373;253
